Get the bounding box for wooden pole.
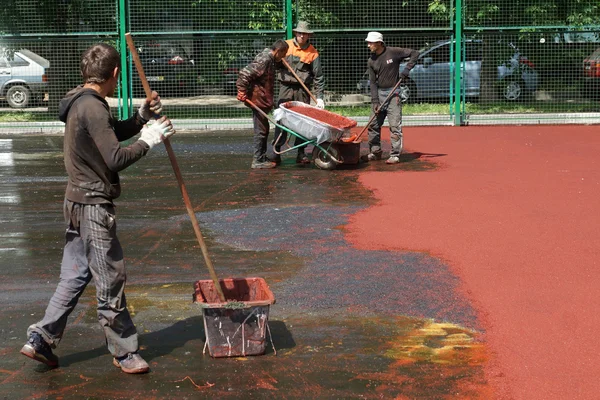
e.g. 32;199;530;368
281;58;319;104
125;33;226;303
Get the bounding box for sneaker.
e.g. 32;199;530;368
251;160;277;169
113;352;150;374
20;332;58;367
366;152;382;161
386;155;401;164
296;153;310;164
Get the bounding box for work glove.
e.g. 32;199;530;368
237;91;247;102
372;102;380;114
139;117;175;150
316;99;325;109
138;91;163;121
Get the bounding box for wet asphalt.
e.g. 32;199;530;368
0;131;489;399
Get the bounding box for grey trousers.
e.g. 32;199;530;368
28;199;138;358
368;87;404;157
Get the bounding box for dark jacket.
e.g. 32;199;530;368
59;86;148;204
368;46;419;103
277;38;325;100
236;48;277;110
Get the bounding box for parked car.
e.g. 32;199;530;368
583;47;600;98
357;39;539;102
0;48;49;108
134;43;198;97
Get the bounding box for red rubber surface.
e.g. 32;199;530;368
345;125;600;400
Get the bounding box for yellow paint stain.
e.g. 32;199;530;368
384;320;486;366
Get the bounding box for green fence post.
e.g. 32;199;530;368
285;0;293;39
118;0;130;119
453;0;462;126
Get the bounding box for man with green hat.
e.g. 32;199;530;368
272;20;326;165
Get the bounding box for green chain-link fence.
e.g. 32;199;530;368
1;0;599;133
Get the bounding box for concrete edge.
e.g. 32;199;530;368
0;113;598;134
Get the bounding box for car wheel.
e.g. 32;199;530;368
399;79;417;103
6;85;31;108
501;80;523;101
312;143;341;170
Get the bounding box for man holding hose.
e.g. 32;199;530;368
365;32;419;164
273;21;326;165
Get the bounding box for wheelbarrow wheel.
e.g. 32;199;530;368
312;143;341;170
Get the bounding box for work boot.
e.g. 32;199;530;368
113;352;150;374
270;146;282;165
270;154;282;165
296;152;310;164
386;155;401;164
251;159;277;169
20;332;58;367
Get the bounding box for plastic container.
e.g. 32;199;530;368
193;277;275;358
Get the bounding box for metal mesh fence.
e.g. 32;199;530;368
129;0;286;33
1;0;599;134
1;0;117;35
294;0;451;30
126;34;285;128
463;30;600;124
462;0;600;123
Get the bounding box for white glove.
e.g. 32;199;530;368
139;118;175;150
138;91;163;121
316;99;325;109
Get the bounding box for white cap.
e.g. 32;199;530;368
365;32;384;43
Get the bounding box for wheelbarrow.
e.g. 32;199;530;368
272;101;360;170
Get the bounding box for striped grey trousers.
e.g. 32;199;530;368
28;199;138;358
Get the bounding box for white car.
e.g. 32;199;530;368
0;49;49;108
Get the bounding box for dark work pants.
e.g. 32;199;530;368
252;108;270;162
28;199;138;358
368;87;403;157
274;84;310;153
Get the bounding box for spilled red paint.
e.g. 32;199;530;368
284;102;357;130
344;125;600;400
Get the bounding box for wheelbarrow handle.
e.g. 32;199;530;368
244;99;273;122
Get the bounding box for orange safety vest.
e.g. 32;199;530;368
285;39;319;64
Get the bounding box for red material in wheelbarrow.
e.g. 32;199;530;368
282;101;357;130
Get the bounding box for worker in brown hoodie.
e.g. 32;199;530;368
236;39;289;169
20;43;174;374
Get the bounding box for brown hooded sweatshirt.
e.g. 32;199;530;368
58;86;149;204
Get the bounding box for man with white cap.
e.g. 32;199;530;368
364;32;418;164
273;21;326;165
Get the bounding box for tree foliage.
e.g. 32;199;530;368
2;0;599;35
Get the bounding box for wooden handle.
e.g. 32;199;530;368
244;99;272;122
352;78;404;142
125;33;226;303
281;58;319;105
